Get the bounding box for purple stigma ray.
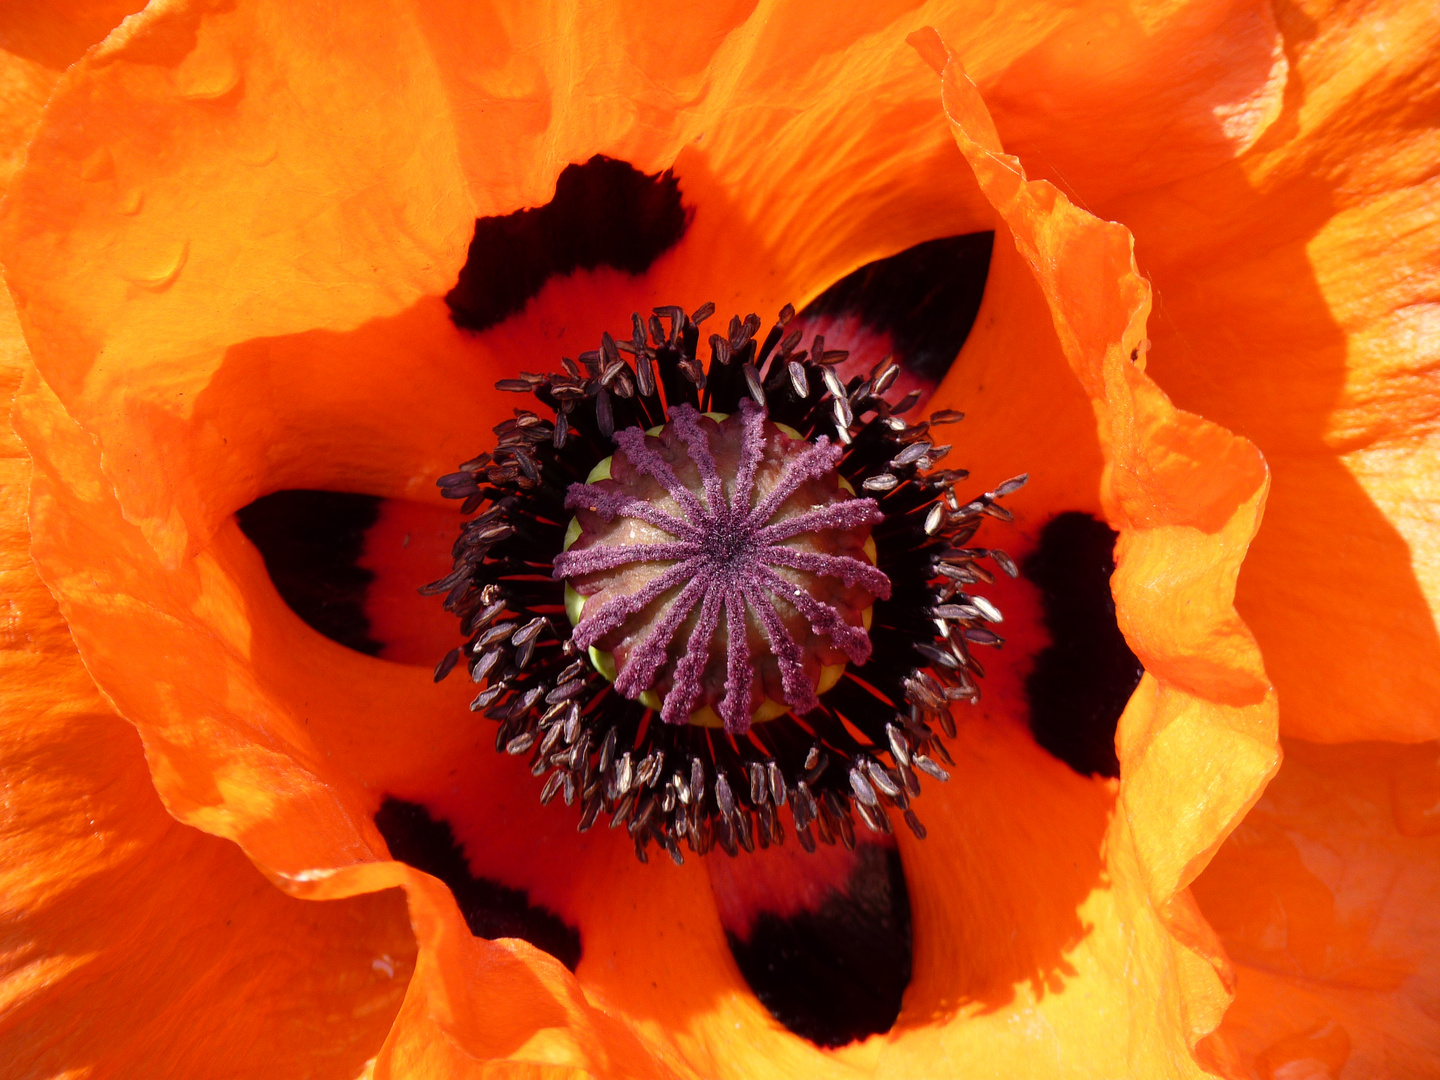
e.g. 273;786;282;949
755;500;884;546
563;484;702;541
760;547;892;596
552;541;700;577
615;574;709;698
661;585;726;725
568;560;698;651
753;565;873;665
720;590;756;732
670;406;726;516
729;400;767;516
744;437;844;527
612;424;709;525
742;581;819;716
557;408;890;734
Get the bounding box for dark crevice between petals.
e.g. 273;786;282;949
235;490;383;655
374;797;582;971
720;842;911;1048
795;233;994;389
1022;512;1143;779
446;156;692;333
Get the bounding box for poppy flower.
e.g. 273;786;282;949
1;2;1435;1079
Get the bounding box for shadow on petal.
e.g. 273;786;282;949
1106;0;1440;743
1194;738;1440;1075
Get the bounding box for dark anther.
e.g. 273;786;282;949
446;156;692;333
1022;512;1144;778
374;797;582;970
236;490;383;655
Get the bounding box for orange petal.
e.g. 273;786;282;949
1;2;148;195
2;0;476;563
908;29;1277;1070
14;305;688;1076
362;496;468;665
1;0;1303;566
0;2;148;72
1193;738;1440;1075
1103;0;1440;742
3;6;1288;1077
980;0;1288;205
0;291;415;1077
0;51;57;198
286;862;676;1080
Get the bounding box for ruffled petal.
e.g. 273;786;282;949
0;51;57;196
1104;0;1440;742
902;30;1278;1071
1;2;149;193
2;0;477;562
0;2;147;72
0;289;415;1077
412;0;1290;375
2;0;1298;568
980;0;1288;205
13;309;687;1076
1193;738;1440;1075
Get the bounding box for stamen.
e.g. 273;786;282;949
426;301;1025;862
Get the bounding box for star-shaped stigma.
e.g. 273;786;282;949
553;400;893;733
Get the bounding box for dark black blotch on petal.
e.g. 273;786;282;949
374;797;582;971
236;489;383;656
446;155;692;333
798;232;994;385
1022;511;1144;779
725;844;912;1048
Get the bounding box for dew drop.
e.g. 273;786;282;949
1254;1019;1350;1079
238;139;278;168
176;52;242;102
124;239;188;292
116;188;145;216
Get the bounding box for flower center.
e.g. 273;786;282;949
555;403;889;731
426;300;1025;864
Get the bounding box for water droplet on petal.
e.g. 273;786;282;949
237;139;278;168
124;239;188;292
176;51;241;102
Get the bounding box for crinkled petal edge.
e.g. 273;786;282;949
915;26;1280;1072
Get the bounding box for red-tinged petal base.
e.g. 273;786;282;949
362;496;468;665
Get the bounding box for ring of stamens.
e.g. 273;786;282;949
427;301;1025;864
